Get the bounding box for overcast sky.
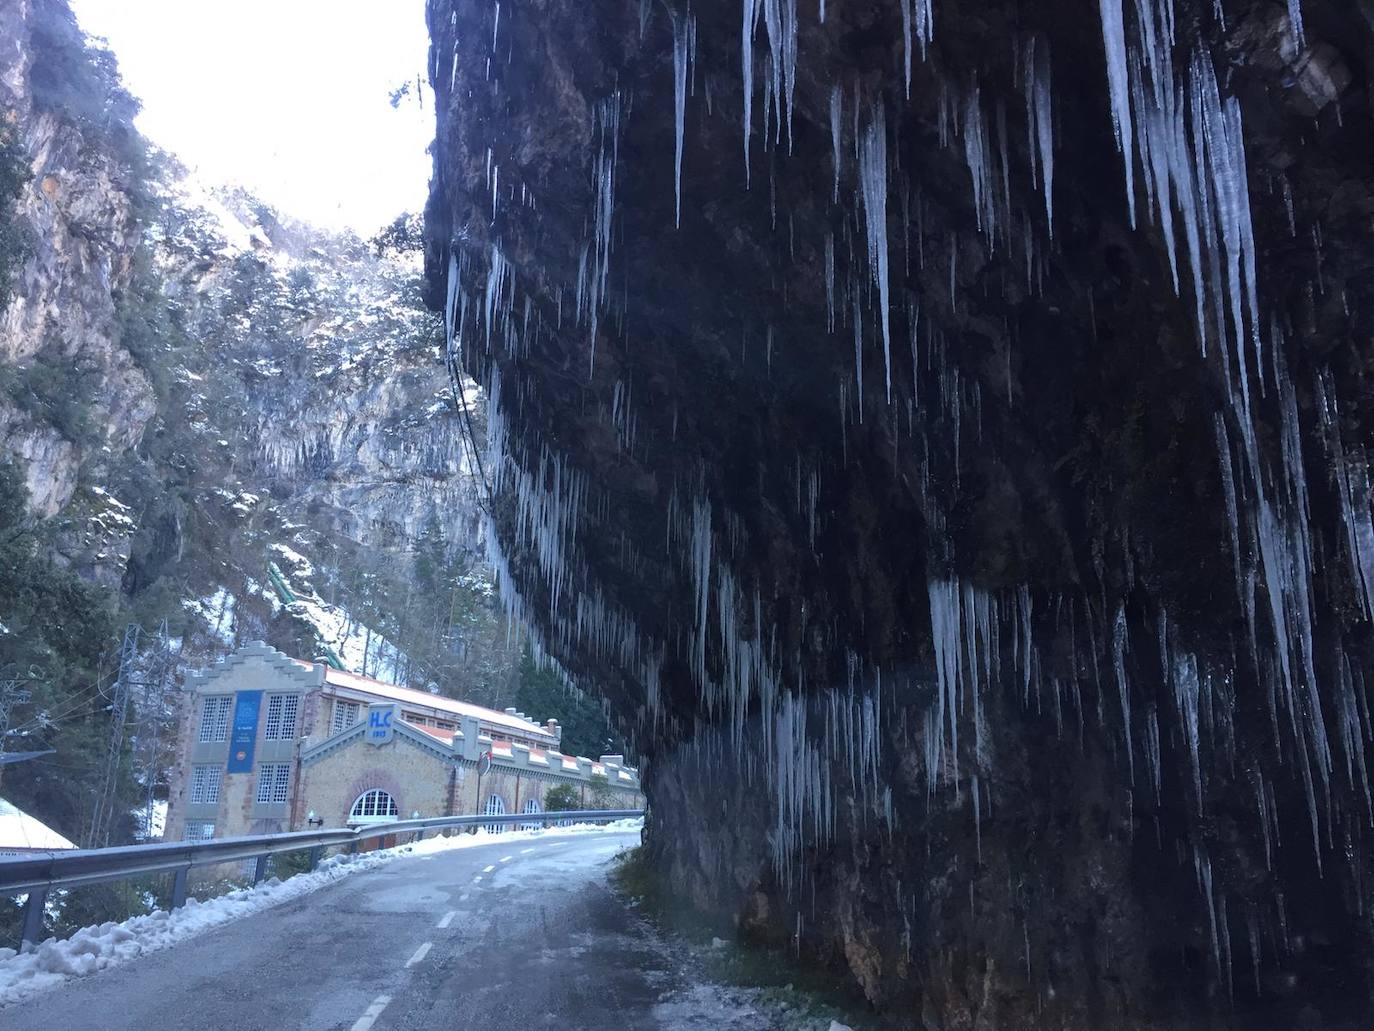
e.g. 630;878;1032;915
70;0;434;236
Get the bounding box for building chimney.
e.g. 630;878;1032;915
504;707;518;716
546;718;561;742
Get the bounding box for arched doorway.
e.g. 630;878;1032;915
482;793;506;833
520;797;541;830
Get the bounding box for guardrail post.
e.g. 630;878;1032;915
19;887;47;952
252;854;269;885
307;846;323;871
347;839;359;855
171;867;189;909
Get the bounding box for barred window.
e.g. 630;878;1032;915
263;694;299;741
255;763;292;804
198;696;232;743
189;765;222;805
331;700;360;735
185;822;215;842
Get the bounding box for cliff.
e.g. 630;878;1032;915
423;0;1374;1025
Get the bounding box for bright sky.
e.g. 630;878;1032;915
70;0;434;236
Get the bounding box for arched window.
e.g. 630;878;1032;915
482;793;506;833
520;797;541;830
349;789;398;825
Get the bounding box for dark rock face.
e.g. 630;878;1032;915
424;0;1374;1024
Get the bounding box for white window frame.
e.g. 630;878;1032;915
185;821;215;842
483;793;506;832
189;765;222;805
198;696;232;743
331;700;360;735
263;694;299;741
520;797;541;830
255;762;292;805
349;789;398;825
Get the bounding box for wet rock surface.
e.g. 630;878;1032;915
421;1;1374;1026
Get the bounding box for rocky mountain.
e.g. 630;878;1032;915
0;0;152;523
0;0;515;856
424;0;1374;1026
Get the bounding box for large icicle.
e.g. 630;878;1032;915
673;13;695;228
1023;34;1055;237
858;103;893;403
1099;0;1137;226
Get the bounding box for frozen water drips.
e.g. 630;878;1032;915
830;84;843;203
1099;0;1137;226
742;0;759;181
587;92;623;374
926;578;998;792
673;13;697;228
1113;604;1133;777
858;103;894;403
691;497;714;688
961;86;998;243
1022;34;1055;237
1288;0;1305;53
899;0;914;99
742;1;798;169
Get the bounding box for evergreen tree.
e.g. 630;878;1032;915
512;648;624;760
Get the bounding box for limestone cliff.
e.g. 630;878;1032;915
424;0;1374;1025
0;0;153;521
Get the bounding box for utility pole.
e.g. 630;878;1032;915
0;678;33;789
136;621;176;841
89;623;141;848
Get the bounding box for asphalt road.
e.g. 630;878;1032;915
0;830;758;1031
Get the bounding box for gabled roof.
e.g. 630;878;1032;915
0;797;76;851
300;716;454;765
322;666;555;741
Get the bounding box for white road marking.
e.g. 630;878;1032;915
437;911;455;929
405;942;433;968
459;893;469;902
549;842;567;847
350;995;392;1031
473;875;482;883
499;855;513;863
520;847;537;854
483;864;497;873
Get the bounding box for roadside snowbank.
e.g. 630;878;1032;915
0;818;641;1008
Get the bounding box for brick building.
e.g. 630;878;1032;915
165;642;642;842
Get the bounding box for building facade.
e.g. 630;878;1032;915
164;642;642;842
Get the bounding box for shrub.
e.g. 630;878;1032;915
543;783;580;811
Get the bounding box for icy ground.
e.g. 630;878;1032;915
0;819;642;1008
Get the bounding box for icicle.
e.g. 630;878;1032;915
1023;34;1055;237
1288;0;1305;53
830;84;843;203
858;103;893;403
672;14;694;228
899;0;914;99
1098;0;1136;226
742;0;759;182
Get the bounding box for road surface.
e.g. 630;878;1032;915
0;830;786;1030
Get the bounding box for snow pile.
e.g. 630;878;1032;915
0;820;641;1008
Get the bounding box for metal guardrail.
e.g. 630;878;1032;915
3;809;643;950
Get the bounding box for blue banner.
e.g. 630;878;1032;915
226;691;262;773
